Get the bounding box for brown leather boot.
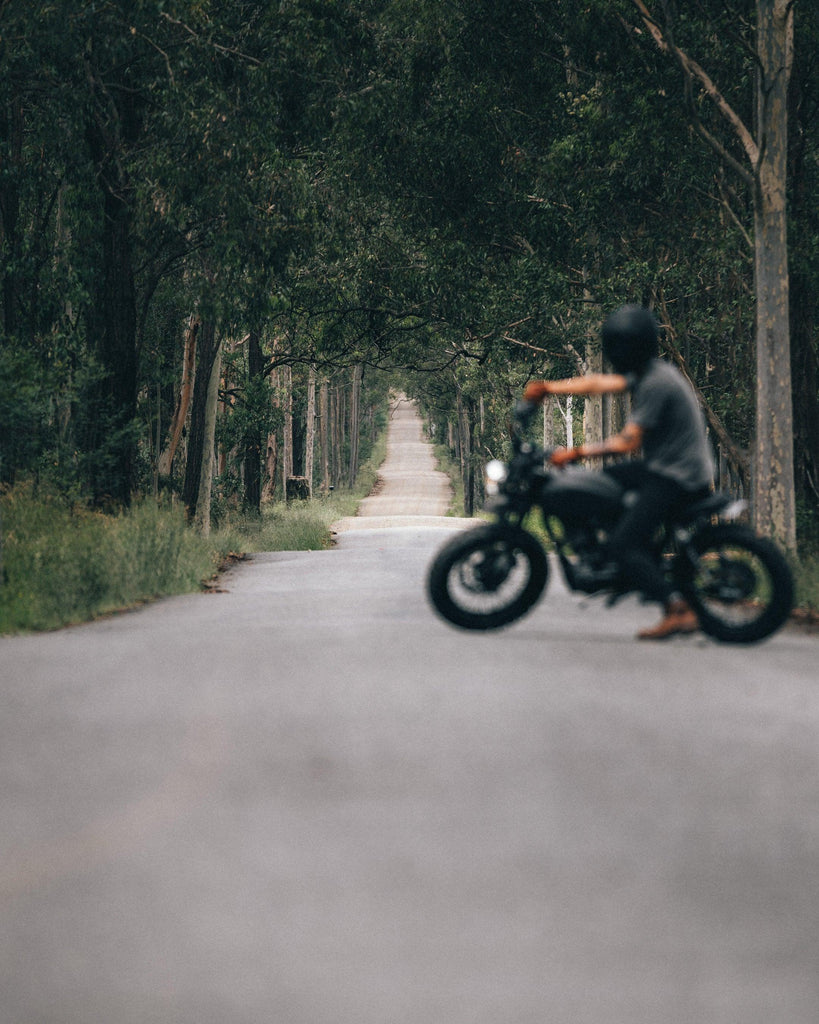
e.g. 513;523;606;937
637;598;699;640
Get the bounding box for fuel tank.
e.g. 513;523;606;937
539;467;625;523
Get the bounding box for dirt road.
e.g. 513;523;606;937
332;394;476;532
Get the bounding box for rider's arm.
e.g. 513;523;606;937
551;421;644;465
523;373;629;402
577;421;643;459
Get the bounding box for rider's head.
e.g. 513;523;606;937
601;304;659;374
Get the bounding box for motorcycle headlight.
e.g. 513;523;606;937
484;459;508;495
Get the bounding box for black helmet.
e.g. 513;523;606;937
601;304;659;373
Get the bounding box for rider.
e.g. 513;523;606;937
522;304;714;640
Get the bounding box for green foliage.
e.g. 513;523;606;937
217;357;282;455
794;559;819;616
0;486;216;632
0;0;816;536
0;348;49;483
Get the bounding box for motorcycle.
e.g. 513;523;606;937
427;402;794;643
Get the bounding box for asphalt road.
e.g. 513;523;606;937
1;399;818;1024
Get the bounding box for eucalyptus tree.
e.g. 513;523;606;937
629;0;800;552
0;0;221;503
323;1;752;507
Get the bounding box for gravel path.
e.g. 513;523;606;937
332;394;476;532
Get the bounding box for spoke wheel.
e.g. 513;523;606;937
678;525;794;643
427;525;548;630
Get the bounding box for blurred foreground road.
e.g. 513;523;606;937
1;399;818;1024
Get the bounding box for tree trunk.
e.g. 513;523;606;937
348;364;362;487
331;382;345;490
319;379;330;494
194;338;222;536
457;392;475;517
182;320;219;518
243;330;265;513
582;275;604;447
557;396;574;448
752;0;796;554
282;364;293;494
543;396;556;450
262;364;279;502
305;366;316;497
583;334;604;448
158;314;199;477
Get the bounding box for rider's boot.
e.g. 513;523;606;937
637;597;699;640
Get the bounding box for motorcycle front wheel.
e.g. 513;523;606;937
427;524;548;630
676;524;794;643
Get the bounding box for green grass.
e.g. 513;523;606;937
0;431;388;634
794;555;819;618
0;487;217;632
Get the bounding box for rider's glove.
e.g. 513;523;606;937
522;381;550;403
550;447;579;467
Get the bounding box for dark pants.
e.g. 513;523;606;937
604;462;708;606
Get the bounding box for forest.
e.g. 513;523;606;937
1;0;817;558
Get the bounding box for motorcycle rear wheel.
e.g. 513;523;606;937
676;524;794;643
427;524;548;630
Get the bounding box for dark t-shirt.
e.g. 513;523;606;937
626;359;714;492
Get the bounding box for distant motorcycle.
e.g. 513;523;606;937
427;402;794;643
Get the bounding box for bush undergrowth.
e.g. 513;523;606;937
0;431;387;634
0;488;216;632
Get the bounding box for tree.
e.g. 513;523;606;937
632;0;797;553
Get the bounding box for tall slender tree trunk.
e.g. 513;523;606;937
752;0;796;554
262;363;279;502
243;330;265;513
456;391;475;517
158;314;199;477
305;366;316;496
195;339;222;536
582;275;604;447
543;396;555;450
319;379;330;494
348;364;362;487
583;339;604;448
182;320;219;518
281;364;293;494
331;382;345;490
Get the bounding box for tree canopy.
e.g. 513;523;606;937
0;0;816;549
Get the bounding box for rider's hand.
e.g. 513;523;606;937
550;447;578;467
522;381;550;403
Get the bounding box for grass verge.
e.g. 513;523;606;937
794;556;819;625
0;431;387;634
432;444;466;517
